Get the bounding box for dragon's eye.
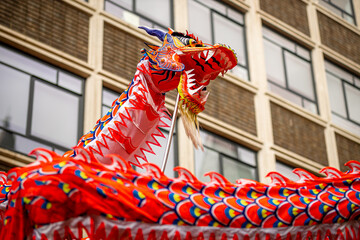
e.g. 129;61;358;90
189;39;197;46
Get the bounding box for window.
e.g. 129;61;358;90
102;87;120;115
275;161;298;181
319;0;356;25
0;45;84;156
325;60;360;135
195;130;257;183
102;87;178;177
104;0;173;30
263;27;318;114
188;0;249;81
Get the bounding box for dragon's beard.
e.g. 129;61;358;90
177;72;206;150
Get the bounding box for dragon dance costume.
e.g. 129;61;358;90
0;27;359;239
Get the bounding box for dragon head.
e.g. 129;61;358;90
139;26;237;148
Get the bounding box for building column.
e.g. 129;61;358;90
308;0;340;168
247;0;276;183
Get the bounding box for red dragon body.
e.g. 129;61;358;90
0;27;359;239
0;149;359;239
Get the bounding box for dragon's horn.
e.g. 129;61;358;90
139;26;166;41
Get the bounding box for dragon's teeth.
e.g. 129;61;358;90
205;50;215;62
198;52;201;59
174;50;183;55
186;69;194;75
203;50;208;58
188;74;195;79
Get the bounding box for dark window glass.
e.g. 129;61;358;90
0;45;84;155
263;27;318;114
188;0;249;81
195;130;257;183
319;0;356;25
325;60;360;135
104;0;172;30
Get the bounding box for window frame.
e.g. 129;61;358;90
263;27;318;114
0;45;85;154
104;0;174;30
195;130;258;182
188;0;249;81
325;61;360;127
319;0;357;25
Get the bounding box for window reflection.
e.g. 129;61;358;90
275;161;298;181
0;44;84;155
104;0;172;29
325;60;360;135
195;130;257;183
319;0;356;25
31;80;80;147
263;27;317;114
0;63;30;134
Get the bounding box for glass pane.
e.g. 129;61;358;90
58;71;83;94
188;0;212;44
237;146;256;166
331;0;353;14
285;51;315;100
227;8;244;24
222;156;256;182
200;131;237;158
319;1;342;17
105;1;126;19
102;106;111;116
344;83;360;124
262;27;296;52
332;113;360;136
325;61;353;83
136;0;170;27
275;161;298;181
0;64;30;134
195;147;220;182
31;81;80;147
327;73;346;117
0;131;53;155
201;0;226;14
103;88;119;107
0;46;57;83
264;39;285;87
355;77;360;88
343;14;355;25
230;65;249;81
303;99;318;114
296;45;311;61
15;134;52;155
0;129;16;150
213;13;246;66
268;82;302;106
110;0;132;10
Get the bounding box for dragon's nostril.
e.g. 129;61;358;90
202;87;207;91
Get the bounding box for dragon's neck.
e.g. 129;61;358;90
66;60;171;166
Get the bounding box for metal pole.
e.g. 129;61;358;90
161;92;180;172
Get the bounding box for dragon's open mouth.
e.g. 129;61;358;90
177;44;237;112
175;44;237;149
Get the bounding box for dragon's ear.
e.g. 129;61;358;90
139;26;166;42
